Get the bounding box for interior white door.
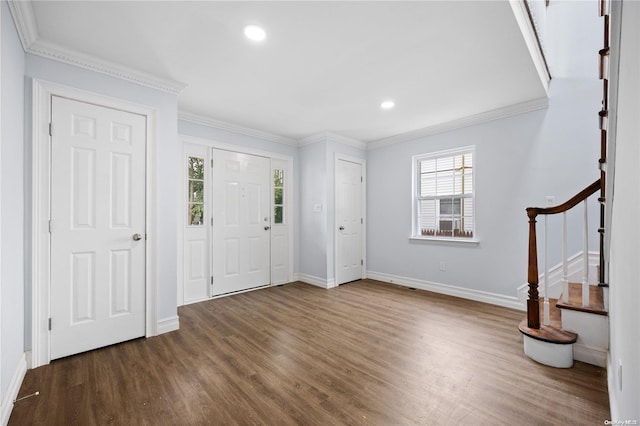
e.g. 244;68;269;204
336;159;363;285
212;150;270;295
50;96;146;360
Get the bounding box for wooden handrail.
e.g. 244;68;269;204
526;180;600;216
525;179;601;329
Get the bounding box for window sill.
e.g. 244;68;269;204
409;236;480;246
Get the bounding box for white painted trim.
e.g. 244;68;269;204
298;273;335;289
178;111;297;147
31;79;159;367
368;97;548;150
574;343;607;368
180;134;293;162
607;353;620;422
7;1;185;95
157;316;180;335
367;270;524;311
300;131;366;150
508;0;551;91
6;0;37;50
0;353;27;426
334;154;366;286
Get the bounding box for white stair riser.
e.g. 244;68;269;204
523;335;574;368
561;309;609;349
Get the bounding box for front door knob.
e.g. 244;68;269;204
132;233;142;241
339;226;345;231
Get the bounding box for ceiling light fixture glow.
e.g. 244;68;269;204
380;100;395;110
244;25;266;42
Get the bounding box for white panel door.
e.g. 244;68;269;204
50;96;146;360
336;159;363;285
212;150;270;295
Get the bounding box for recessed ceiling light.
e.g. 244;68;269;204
244;25;266;42
380;100;395;110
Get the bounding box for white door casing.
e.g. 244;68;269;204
49;96;146;359
32;80;158;368
335;156;365;285
212;149;271;296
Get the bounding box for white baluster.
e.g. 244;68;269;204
544;215;550;326
562;212;568;304
583;199;590;307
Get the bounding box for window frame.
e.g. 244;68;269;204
411;146;478;243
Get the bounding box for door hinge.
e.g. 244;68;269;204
211;276;213;285
211;217;213;226
361;176;363;182
48;220;52;233
48;318;52;331
49;123;52;137
361;218;363;224
361;259;364;266
211;158;214;167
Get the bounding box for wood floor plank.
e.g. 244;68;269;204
10;280;609;425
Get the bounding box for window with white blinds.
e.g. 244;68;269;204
413;147;475;239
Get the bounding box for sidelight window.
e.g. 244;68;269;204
187;156;205;226
273;169;285;224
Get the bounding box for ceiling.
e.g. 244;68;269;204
17;1;548;145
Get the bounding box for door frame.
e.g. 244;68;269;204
31;79;158;367
334;154;367;285
177;135;294;305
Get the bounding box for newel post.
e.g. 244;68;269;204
526;208;540;329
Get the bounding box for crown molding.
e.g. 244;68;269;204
7;0;186;95
367;96;549;150
7;0;38;50
178;111;298;147
299;131;366;150
509;0;551;92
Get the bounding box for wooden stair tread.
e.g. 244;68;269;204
555;283;607;316
518;298;578;344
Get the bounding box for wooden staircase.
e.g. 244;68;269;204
519;283;608;368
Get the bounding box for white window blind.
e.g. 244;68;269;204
414;148;474;238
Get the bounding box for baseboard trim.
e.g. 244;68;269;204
157;316;180;335
574;343;607;368
607;353;619;421
1;353;27;426
298;273;332;289
367;271;524;311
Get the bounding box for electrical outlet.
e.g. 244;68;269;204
439;262;446;271
619;359;623;391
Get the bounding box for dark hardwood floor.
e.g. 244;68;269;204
10;280;610;425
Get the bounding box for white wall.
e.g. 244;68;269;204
23;54;180;341
1;0;25;411
299;141;328;280
366;76;600;299
606;0;640;420
298;137;366;283
544;0;602;79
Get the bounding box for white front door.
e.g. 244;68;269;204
212;150;271;296
336;159;364;285
50;96;146;359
